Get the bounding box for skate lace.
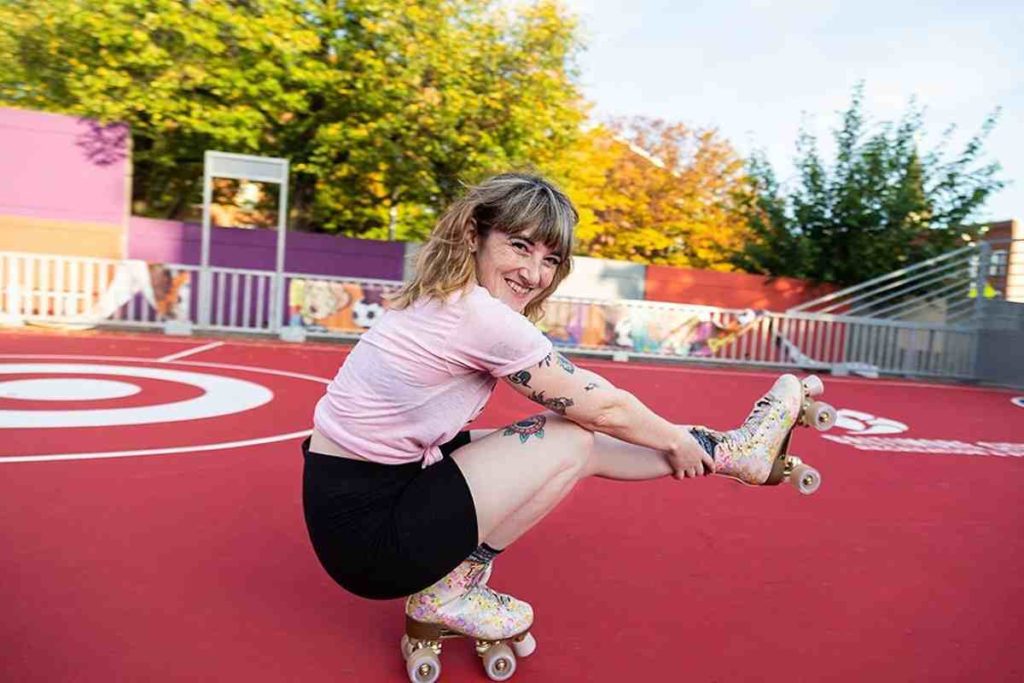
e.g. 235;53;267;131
477;584;511;607
728;396;775;444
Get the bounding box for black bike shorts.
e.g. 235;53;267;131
301;433;479;600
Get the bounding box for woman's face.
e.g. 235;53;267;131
470;228;562;313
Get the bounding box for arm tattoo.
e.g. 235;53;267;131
556;353;576;374
503;415;546;443
507;369;532;388
529;390;574;416
538;353;553;368
584;382;599;391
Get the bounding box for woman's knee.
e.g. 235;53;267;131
544;414;595;477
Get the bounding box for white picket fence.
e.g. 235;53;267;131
0;250;982;380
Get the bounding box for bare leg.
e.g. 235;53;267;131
455;415;693;549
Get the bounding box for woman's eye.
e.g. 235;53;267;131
511;241;529;252
545;258;561;267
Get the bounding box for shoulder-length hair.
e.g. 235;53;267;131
389;172;577;321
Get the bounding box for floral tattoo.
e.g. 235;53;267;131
503;415;546;443
529;390;574;415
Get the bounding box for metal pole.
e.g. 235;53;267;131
968;241;992;381
199;151;213;327
972;241;991;328
271;162;290;333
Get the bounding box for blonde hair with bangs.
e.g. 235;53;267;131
389;173;578;321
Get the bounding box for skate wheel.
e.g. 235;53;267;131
806;401;837;431
511;632;536;658
400;635;414;660
802;375;825;397
407;647;440;683
790;463;821;495
483;643;517;681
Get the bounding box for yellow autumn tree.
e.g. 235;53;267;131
547;117;752;269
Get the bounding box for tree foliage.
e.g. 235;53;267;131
0;0;585;239
549;118;751;269
734;85;1005;285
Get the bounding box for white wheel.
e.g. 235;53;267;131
511;632;536;658
790;464;821;495
406;647;440;683
802;375;825;397
483;643;517;681
400;635;414;660
806;401;837;431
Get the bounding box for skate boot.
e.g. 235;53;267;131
691;374;835;495
401;559;536;682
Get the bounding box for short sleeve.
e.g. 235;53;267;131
446;287;554;377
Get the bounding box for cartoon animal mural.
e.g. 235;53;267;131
288;279;395;332
148;264;189;320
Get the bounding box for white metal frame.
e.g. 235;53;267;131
200;151;290;333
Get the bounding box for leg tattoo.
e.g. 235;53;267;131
503;415;547;444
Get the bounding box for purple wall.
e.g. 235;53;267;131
0;107;129;223
129;217;405;280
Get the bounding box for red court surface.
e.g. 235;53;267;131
2;329;1022;682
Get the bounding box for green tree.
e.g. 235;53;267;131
734;84;1005;285
0;0;584;240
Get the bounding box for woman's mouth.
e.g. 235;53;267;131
505;279;532;297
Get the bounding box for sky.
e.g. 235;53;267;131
561;0;1023;223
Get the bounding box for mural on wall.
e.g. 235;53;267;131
538;300;765;358
148;264;190;321
285;280;766;357
287;278;396;332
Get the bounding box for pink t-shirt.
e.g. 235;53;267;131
314;285;553;467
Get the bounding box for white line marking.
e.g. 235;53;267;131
1;429;312;463
158;342;224;362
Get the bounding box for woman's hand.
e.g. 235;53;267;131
668;428;715;479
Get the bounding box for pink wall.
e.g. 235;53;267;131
0;107;129;224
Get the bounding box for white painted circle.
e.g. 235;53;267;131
0;354;330;463
0;363;272;428
1013;397;1024;408
0;378;142;401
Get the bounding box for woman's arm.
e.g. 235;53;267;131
502;351;712;478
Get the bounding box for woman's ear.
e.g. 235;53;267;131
465;219;479;253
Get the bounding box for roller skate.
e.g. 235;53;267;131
401;559;536;682
692;374;836;495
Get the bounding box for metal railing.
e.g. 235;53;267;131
0;249;989;381
790;239;1023;325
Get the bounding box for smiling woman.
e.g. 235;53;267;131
300;172;807;682
388;172;576;321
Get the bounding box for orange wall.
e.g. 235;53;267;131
0;215;124;259
645;265;836;311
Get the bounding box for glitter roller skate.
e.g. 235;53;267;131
401;559;536;682
693;374;836;495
